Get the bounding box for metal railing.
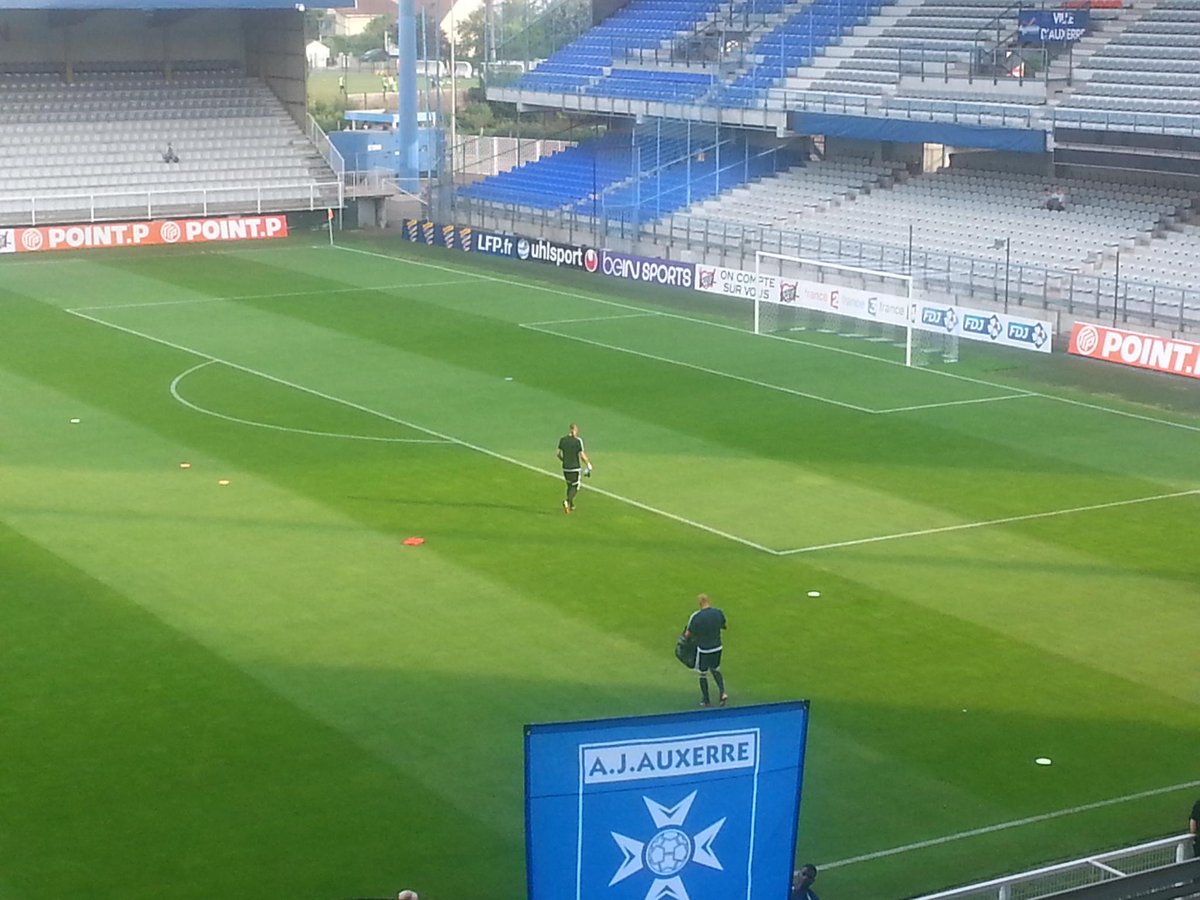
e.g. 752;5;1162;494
1051;108;1200;138
1;181;344;227
307;112;346;180
912;834;1196;899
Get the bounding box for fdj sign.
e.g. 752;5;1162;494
525;702;809;900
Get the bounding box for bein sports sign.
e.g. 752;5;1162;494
525;701;808;900
0;215;287;254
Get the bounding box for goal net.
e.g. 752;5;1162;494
753;250;958;368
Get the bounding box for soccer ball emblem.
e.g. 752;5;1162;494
645;827;693;877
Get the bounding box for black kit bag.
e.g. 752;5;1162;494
674;631;697;668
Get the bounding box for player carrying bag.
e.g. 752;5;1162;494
674;631;697;668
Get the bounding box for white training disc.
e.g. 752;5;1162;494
70;418;81;424
806;591;821;598
1035;757;1053;766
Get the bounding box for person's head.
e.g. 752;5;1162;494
568;423;579;437
794;863;817;887
697;593;710;609
397;891;420;900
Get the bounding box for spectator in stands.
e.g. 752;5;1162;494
1189;797;1199;857
791;863;820;900
162;142;180;164
1044;185;1066;212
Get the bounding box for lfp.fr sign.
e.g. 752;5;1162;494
525;701;809;900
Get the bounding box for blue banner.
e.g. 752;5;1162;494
525;701;809;900
1017;9;1090;43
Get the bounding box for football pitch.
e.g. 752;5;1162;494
2;232;1198;900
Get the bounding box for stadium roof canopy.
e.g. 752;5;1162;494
5;1;354;8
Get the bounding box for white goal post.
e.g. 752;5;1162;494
752;250;958;368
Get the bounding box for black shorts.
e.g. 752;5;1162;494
696;648;722;672
563;469;581;487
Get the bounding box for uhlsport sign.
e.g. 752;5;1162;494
525;701;809;900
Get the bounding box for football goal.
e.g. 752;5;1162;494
753;250;958;368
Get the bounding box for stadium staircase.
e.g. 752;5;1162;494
0;62;340;227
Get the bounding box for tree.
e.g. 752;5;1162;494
456;0;591;62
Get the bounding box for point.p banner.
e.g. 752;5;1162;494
525;701;808;900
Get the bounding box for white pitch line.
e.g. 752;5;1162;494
875;392;1035;414
820;778;1200;871
169;361;453;444
521;323;879;414
779;488;1200;555
523;312;664;327
69;278;483;312
332;243;1200;436
66;307;778;555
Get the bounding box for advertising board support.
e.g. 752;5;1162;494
1112;245;1121;326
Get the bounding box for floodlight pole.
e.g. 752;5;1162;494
396;0;419;193
449;0;458;189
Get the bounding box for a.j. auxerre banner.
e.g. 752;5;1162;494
1069;321;1200;379
525;701;809;900
696;263;1053;353
0;215;288;255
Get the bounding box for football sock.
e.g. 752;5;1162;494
698;675;710;704
712;671;726;696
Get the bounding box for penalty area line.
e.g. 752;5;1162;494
874;392;1035;414
69;278;482;312
820;777;1200;871
520;323;878;414
67;308;778;555
779;488;1200;555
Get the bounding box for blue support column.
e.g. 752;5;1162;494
396;0;420;192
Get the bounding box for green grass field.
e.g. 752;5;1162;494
2;232;1198;900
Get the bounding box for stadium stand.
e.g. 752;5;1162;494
717;0;888;105
1053;0;1200;132
778;0;1033;97
459;121;793;223
515;0;725;95
0;63;338;226
457;136;636;209
668;163;1194;271
478;0;1200;330
679;156;901;225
